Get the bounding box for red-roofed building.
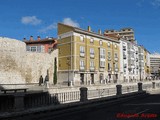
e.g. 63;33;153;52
24;36;57;53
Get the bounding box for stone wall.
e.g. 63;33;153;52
0;37;57;84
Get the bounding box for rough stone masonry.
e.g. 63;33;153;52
0;37;57;84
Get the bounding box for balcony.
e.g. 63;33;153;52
80;52;85;57
108;57;111;61
123;55;127;59
136;51;138;54
115;68;119;72
124;64;127;68
114;57;118;61
80;66;85;71
123;46;126;51
108;68;112;72
90;54;94;58
90;67;95;71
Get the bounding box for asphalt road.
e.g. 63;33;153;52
53;93;160;120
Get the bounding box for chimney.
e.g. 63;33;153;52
98;29;102;35
23;38;26;41
88;26;91;32
37;36;41;41
30;36;33;41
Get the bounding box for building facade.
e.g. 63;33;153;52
104;28;135;42
57;23;120;85
150;53;160;78
119;39;139;83
24;36;57;53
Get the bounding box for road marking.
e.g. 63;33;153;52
124;103;160;105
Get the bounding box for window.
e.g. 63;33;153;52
26;45;44;53
115;44;117;49
90;38;94;43
90;48;94;55
80;46;85;53
31;46;36;52
90;61;94;67
99;48;105;67
108;63;111;70
100;48;105;59
108;52;111;60
99;40;103;46
115;53;118;58
80;60;85;67
80;35;84;42
108;42;111;47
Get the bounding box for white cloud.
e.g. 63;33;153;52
21;16;42;25
151;0;160;7
39;22;57;33
62;18;80;27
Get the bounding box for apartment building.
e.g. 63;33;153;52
104;28;135;42
57;23;120;85
150;53;160;77
138;46;151;80
119;38;139;83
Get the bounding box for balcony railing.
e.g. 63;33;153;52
123;55;127;59
115;68;118;72
114;57;118;61
90;54;94;58
80;52;85;57
90;67;95;71
108;68;112;72
80;66;85;71
108;57;111;61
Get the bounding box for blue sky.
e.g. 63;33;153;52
0;0;160;53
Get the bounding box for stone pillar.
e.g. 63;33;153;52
116;85;122;96
70;81;73;87
138;82;143;92
80;87;88;102
152;82;156;89
14;93;25;111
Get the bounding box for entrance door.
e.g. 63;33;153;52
80;73;84;85
91;74;94;84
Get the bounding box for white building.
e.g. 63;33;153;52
120;39;139;83
150;53;160;77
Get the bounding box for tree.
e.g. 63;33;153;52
53;57;57;85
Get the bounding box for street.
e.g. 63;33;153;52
53;91;160;120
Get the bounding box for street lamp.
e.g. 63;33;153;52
67;57;70;86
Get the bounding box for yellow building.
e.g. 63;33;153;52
58;23;120;85
143;47;150;79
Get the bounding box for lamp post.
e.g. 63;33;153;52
67;57;70;86
139;64;142;81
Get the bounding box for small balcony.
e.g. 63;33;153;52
124;64;127;68
90;67;95;71
90;54;94;58
108;57;111;61
123;46;126;51
115;68;119;72
114;57;118;61
123;55;127;59
80;66;85;71
80;52;85;57
108;68;112;72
